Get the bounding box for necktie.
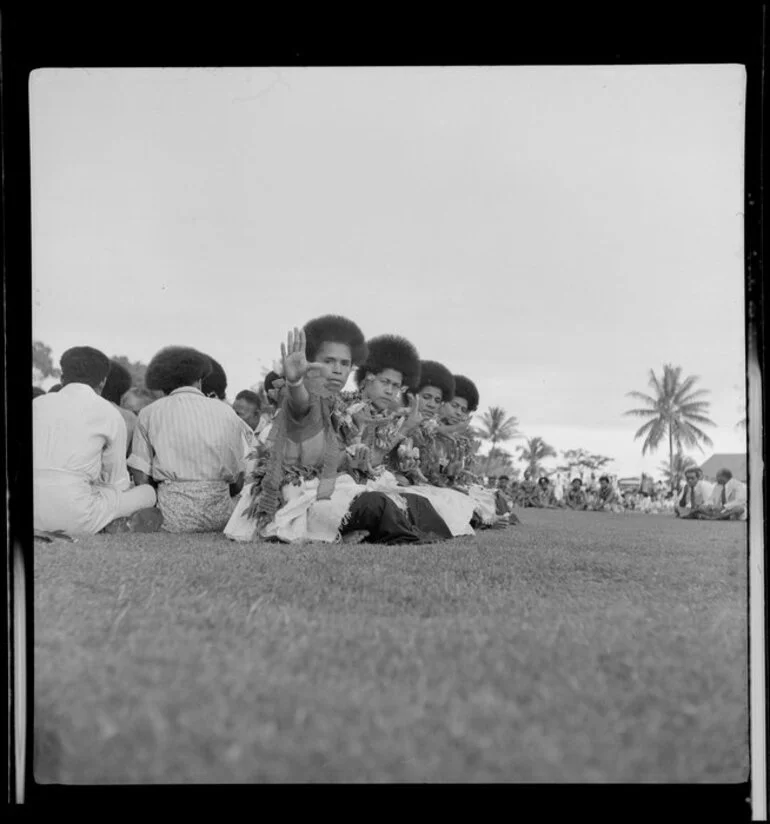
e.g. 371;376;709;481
721;484;727;506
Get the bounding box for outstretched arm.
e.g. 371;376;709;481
281;327;331;419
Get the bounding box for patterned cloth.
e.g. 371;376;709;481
158;480;236;533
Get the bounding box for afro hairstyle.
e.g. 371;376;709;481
451;375;480;412
145;346;212;396
101;360;133;404
200;355;228;400
417;360;455;402
302;315;368;366
355;334;421;392
60;346;111;389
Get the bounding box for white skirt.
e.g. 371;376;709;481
224;471;408;544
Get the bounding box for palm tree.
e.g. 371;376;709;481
658;451;698;492
624;364;716;493
474;406;522;472
517;436;557;478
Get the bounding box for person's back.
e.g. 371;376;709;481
133;388;247;481
33;346;157;535
34;383;126;482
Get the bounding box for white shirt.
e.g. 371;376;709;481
33;382;130;490
678;480;711;508
707;478;747;514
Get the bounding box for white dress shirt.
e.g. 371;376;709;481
707;477;747;518
34;382;130;490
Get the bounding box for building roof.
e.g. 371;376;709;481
698;453;746;482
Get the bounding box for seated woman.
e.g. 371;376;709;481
34;346;158;536
438;374;509;528
127;347;252;533
386;361;478;536
225;317;430;545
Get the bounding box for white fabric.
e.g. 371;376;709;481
467;484;499;526
33;383;155;534
225;471;408;544
399;484;476;536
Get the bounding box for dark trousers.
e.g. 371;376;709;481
401;493;454;539
340;491;452;544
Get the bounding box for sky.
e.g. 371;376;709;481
29;65;748;478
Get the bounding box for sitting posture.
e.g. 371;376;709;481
688;469;747;521
535;476;558;508
128;346;252;533
233;389;263;433
675;467;711;518
564;477;588;510
33;346;158;536
590;475;622;512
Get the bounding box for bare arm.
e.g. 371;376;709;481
281;327;331;419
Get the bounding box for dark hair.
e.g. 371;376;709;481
264;371;281;393
101;360;133;404
48;384;62;393
417;360;455;402
498;474;510;482
684;466;702;478
303;315;368;365
717;468;733;480
355;335;421;392
571;477;583;485
451;375;479;412
32;386;46;399
145;347;212;395
538;477;550;485
599;475;610;483
201;355;227;400
60;346;111;388
235;389;261;408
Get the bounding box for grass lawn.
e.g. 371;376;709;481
33;508;748;784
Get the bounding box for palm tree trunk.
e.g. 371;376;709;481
668;424;674;495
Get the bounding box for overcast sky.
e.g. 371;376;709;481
30;65;747;477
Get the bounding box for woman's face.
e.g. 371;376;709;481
441;395;469;424
418;385;443;418
314;342;353;394
363;368;403;411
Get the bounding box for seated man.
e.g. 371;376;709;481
564;477;588;510
33;346;158;536
692;469;747;521
128;347;252;533
675;467;711;518
101;359;138;455
590;475;623;512
518;471;539;507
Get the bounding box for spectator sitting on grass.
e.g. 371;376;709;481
101;360;138;456
689;469;747;521
33;345;159;536
518;471;539;507
590;475;623;512
128;346;252;533
675;467;711;518
535;476;558;508
564;477;588;510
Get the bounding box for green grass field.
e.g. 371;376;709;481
33;509;748;784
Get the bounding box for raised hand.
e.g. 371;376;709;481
280;327;332;385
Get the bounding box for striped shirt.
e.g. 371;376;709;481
33;382;130;489
127;387;252;483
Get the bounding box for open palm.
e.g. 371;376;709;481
281;327;331;384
